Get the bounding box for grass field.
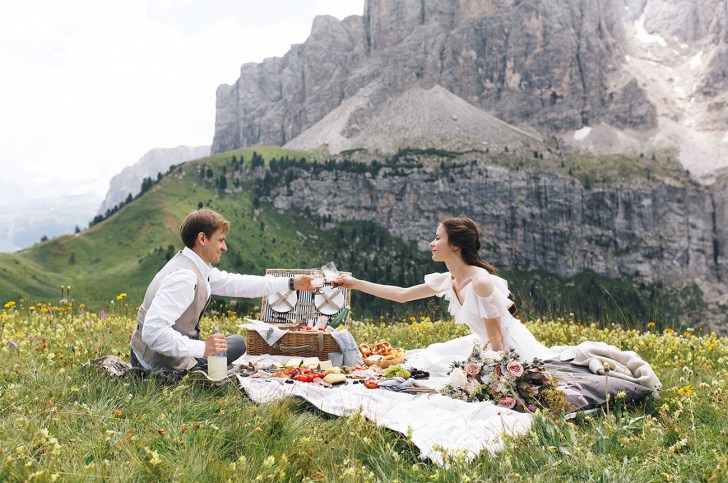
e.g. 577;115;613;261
1;299;726;481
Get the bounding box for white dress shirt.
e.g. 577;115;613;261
135;247;288;368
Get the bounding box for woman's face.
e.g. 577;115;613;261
430;224;453;262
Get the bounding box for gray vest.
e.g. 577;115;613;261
130;252;210;370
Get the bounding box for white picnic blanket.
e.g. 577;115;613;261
235;354;533;465
234;336;659;464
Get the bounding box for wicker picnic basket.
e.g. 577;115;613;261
245;268;351;359
247;327;343;360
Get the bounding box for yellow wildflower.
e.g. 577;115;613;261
677;385;694;397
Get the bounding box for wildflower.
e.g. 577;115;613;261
677;385;694;397
647;322;655;329
98;310;107;320
8;340;18;350
664;328;674;334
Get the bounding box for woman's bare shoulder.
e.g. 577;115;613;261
471;270;495;298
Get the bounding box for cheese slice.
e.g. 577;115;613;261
285;357;303;367
302;357;320;368
319;360;333;371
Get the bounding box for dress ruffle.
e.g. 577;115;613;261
423;272;451;296
423;271;553;360
459;275;513;321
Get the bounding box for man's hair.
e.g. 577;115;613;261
179;209;230;248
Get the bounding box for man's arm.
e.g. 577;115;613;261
209;269;292;297
141;269;206;358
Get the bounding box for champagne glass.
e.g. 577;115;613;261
311;269;325;294
321;261;339;283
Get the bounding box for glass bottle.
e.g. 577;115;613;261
207;325;227;380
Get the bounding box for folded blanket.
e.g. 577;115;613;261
552;341;661;395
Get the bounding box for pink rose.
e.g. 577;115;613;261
507;360;524;378
497;397;517;409
465;361;482;377
533;370;552;384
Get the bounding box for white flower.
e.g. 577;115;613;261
449;368;468;389
481;350;501;363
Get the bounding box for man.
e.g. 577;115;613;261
130;208;313;371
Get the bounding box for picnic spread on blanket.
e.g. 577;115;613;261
94;265;660;465
228;267;660;465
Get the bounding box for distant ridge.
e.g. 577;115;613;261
97;145;209;215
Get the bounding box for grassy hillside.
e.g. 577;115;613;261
0;147;708;328
0;147;442;318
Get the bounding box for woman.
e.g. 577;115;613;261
333;217;554;373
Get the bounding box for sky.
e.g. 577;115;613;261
0;0;364;206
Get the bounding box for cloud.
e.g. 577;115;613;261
0;0;363;202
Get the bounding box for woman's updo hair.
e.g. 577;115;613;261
441;216;517;316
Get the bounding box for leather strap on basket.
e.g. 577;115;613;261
273;333;324;353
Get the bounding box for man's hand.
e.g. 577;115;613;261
204;333;228;357
293;275;315;292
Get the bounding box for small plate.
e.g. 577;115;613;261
314;287;345;315
268;290;298;313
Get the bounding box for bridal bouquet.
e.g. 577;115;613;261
440;345;558;412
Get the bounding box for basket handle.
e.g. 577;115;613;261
273;333;324;353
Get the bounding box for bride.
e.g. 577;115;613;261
333;216;554;374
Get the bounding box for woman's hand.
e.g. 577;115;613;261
331;274;358;289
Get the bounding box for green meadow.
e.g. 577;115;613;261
0;303;726;481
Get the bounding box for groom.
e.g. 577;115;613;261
130;208;314;371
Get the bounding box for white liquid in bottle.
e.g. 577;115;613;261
207;325;227;380
208;355;228;380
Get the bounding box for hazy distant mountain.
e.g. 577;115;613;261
0;192;100;253
97;145;209;215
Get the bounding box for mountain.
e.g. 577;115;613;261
0;190;100;254
285;84;541;153
212;0;728;180
97;145;210;215
1;148;724;332
0;148;442;319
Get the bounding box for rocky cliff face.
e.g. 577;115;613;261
97;145;209;215
213;0;727;178
213;0;653;148
222;155;728;332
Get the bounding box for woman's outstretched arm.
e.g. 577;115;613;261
332;275;437;304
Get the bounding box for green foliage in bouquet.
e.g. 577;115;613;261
440;345;564;413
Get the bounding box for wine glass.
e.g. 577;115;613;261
321;261;339;283
311;269;325;294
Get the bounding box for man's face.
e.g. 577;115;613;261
198;228;227;265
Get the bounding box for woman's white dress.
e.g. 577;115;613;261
406;271;554;375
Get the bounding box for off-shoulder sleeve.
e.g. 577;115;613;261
424;272;451;297
461;274;514;319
